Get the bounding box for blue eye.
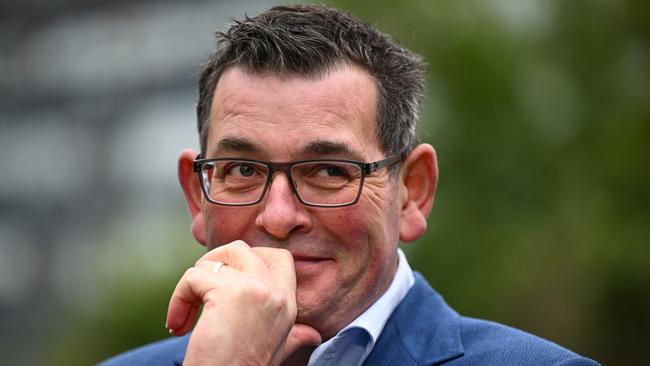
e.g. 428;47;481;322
318;166;345;177
223;163;259;178
236;164;255;177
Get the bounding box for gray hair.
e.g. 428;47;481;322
196;4;425;159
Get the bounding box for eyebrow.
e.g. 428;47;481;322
210;137;364;160
301;140;363;160
210;137;263;155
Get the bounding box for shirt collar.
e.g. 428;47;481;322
308;248;415;366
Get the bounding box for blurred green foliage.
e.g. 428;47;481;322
48;1;648;365
45;216;204;365
325;0;648;364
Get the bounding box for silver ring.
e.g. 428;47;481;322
212;261;225;274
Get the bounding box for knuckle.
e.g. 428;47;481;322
183;267;202;285
203;290;220;307
230;240;249;250
193;258;210;268
227;279;260;301
275;248;293;262
268;286;289;311
248;281;273;302
236;280;287;310
183;267;198;280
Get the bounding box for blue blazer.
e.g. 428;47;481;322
100;273;599;365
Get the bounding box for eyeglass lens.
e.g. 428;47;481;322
200;160;363;206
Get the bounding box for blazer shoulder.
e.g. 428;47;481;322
98;335;189;366
369;273;600;366
455;317;600;366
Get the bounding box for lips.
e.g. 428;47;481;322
292;255;324;262
291;254;331;274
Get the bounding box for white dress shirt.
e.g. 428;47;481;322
308;248;415;366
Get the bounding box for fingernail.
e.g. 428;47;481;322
169;328;174;336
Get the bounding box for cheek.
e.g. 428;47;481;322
317;202;400;305
203;206;257;249
315;209;367;262
321;202;396;269
360;186;401;244
320;209;368;243
356;189;402;267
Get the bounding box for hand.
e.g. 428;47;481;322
165;241;321;365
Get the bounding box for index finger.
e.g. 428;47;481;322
196;240;269;278
251;247;297;296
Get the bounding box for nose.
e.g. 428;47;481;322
255;172;312;240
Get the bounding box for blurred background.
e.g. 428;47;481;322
1;0;647;364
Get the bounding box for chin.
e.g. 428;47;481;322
295;289;327;323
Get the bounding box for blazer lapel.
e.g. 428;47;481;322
363;273;464;365
171;334;190;365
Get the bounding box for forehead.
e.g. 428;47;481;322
206;66;382;160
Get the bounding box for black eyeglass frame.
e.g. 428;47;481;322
192;155;402;208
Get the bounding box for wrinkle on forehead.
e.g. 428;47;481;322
216;69;376;119
209;136;366;162
207;65;383;160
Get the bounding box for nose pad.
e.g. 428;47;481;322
265;172;297;202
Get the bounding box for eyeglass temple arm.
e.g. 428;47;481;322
194;154;401;175
363;155;402;174
192;155;199;172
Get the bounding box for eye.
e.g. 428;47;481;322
228;163;258;177
305;163;359;180
315;165;347;177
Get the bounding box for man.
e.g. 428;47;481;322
102;5;599;366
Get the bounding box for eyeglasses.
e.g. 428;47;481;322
193;155;401;207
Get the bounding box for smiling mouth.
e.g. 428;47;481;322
292;255;324;261
292;255;331;272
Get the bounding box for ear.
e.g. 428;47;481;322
398;144;438;243
178;148;207;246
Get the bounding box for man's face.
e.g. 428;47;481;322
199;66;403;338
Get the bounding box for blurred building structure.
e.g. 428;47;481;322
0;0;273;364
1;0;647;364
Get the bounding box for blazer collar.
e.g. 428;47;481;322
365;272;464;365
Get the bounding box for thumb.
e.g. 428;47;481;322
280;323;322;362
